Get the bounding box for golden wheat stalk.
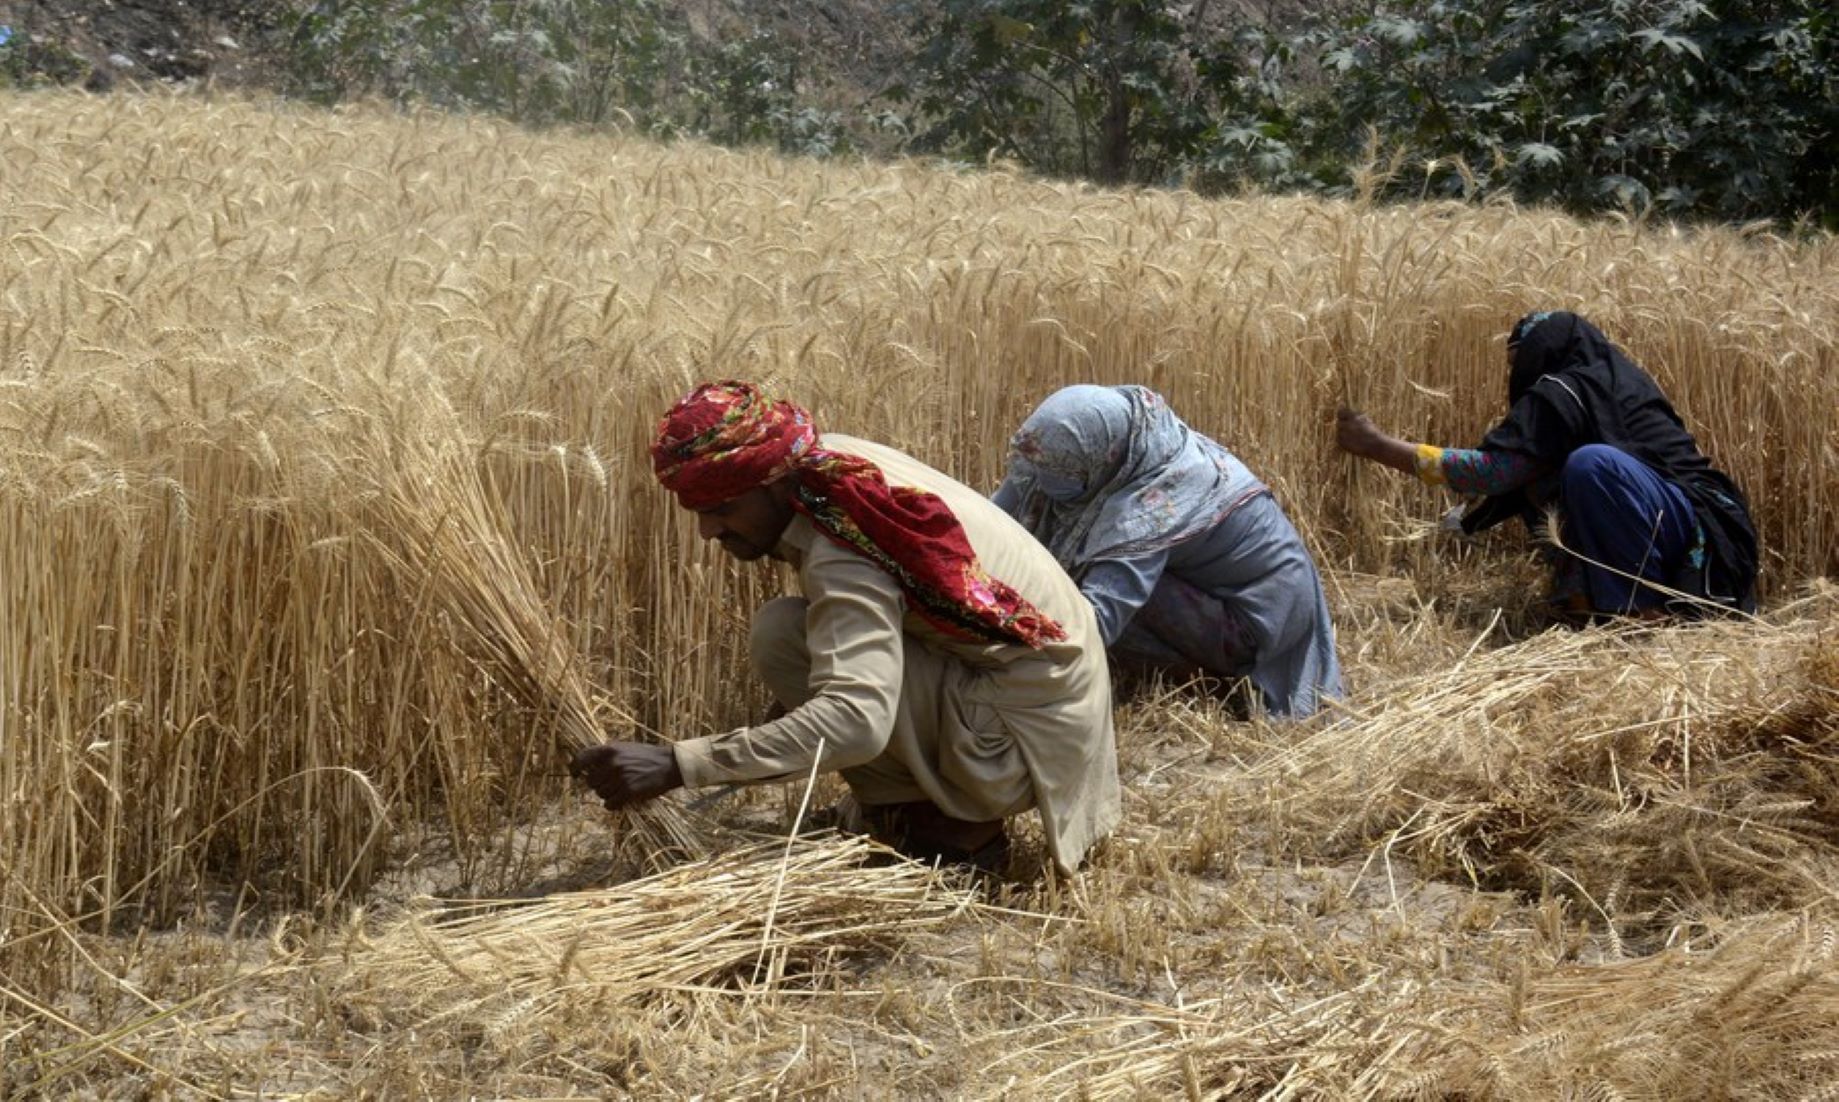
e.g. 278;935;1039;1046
378;436;705;860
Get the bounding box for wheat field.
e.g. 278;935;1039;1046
2;89;1837;1098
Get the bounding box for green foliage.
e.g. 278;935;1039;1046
682;31;855;156
0;27;89;89
888;0;1236;184
280;0;850;155
283;0;690;129
893;0;1836;224
267;0;1838;223
1282;0;1838;222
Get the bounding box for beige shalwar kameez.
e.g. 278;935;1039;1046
671;435;1120;871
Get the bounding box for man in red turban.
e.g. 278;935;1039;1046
572;382;1120;873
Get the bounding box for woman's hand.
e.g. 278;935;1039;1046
1334;408;1421;476
1334;407;1386;459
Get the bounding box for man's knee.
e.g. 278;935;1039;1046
750;596;811;705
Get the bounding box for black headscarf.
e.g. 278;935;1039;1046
1461;310;1758;613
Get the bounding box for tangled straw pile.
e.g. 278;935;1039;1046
964;910;1839;1099
334;835;976;1028
1243;587;1839;936
1385;911;1839;1099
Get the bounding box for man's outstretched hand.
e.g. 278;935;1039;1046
569;741;685;811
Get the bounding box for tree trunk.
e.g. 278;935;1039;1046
1098;4;1140;185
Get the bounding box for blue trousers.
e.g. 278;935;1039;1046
1558;444;1698;613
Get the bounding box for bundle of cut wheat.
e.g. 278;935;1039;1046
975;909;1839;1100
1374;910;1839;1099
968;976;1406;1099
377;436;705;862
334;835;977;1029
1239;587;1839;933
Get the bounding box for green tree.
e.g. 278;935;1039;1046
283;0;695;132
282;1;852;155
1287;0;1838;222
891;0;1240;185
683;30;855;156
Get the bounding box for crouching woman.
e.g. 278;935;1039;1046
1336;310;1758;619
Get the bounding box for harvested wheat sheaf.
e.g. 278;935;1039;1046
1406;911;1839;1100
977;911;1839;1099
1246;587;1839;933
377;434;705;862
334;835;977;1028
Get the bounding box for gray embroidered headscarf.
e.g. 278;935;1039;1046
992;384;1261;571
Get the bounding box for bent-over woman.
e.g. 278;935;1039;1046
1336;310;1758;618
993;384;1343;719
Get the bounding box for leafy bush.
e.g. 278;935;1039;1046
895;0;1837;224
282;1;857;155
0;25;90;89
1284;0;1838;222
682;30;855;156
282;0;695;131
889;0;1237;184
